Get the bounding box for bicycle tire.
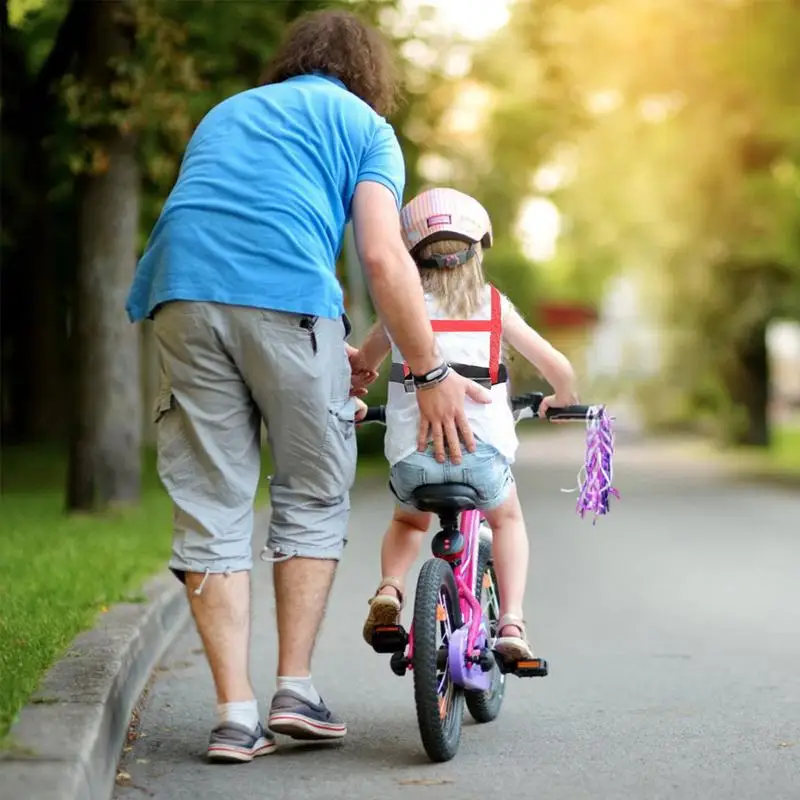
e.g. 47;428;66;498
465;537;506;723
412;557;465;762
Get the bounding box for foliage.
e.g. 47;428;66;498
5;0;798;454
476;0;800;444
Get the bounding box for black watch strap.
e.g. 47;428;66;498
411;362;451;390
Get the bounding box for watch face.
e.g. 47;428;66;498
417;363;446;383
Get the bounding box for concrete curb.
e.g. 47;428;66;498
0;571;189;800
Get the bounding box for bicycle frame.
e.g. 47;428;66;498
403;507;494;692
363;391;595;690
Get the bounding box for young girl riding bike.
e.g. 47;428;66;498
353;187;579;662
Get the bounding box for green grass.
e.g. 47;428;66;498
726;422;800;483
0;447;176;741
772;424;800;472
0;436;387;742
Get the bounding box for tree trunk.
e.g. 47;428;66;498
66;0;141;510
723;320;771;448
0;3;73;444
20;154;66;442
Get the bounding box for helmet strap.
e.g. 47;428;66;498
416;242;477;269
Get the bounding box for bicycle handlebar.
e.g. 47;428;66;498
360;392;591;425
362;405;389;424
510;392;591;421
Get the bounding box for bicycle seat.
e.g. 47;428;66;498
411;483;479;515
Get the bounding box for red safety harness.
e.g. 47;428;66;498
395;285;504;388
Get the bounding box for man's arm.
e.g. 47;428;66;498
350;182;439;376
350;180;490;463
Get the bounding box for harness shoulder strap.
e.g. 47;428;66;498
488;284;502;385
401;286;503;381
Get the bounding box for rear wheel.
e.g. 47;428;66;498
412;557;464;763
465;537;506;723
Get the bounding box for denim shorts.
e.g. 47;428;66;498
389;440;514;513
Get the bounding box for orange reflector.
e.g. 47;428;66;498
438;696;447;719
436;604;446;621
517;660;542;669
482;573;491;590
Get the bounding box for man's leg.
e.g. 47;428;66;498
185;571;254;703
273;558;336;677
237;310;356;740
153;302;273;762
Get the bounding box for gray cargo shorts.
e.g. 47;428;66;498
152;301;357;580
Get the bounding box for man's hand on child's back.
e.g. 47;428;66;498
416;372;491;464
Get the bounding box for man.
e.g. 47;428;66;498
126;9;488;763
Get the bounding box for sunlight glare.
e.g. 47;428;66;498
399;0;513;41
517;197;561;263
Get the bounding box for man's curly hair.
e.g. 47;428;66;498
262;9;400;118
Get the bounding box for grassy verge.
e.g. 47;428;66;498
0;438;387;742
689;421;800;488
0;447;176;742
728;423;800;484
771;424;800;472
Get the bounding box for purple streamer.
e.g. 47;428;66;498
575;405;620;523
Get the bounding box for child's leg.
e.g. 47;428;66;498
378;506;431;598
362;506;431;645
481;485;534;657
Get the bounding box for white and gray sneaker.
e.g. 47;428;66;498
207;721;277;763
267;689;347;740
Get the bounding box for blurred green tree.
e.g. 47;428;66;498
491;0;800;446
1;0;451;501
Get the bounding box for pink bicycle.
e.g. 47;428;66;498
361;391;617;762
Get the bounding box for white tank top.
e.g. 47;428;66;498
384;285;518;466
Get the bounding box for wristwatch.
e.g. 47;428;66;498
412;362;451;390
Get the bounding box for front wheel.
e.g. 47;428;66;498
412;557;464;763
465;537;506;723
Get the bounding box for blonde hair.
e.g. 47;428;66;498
418;240;486;318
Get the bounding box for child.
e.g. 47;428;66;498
354;187;579;660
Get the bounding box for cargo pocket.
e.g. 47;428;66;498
319;398;358;498
152;386;192;488
314;323;357;498
152;389;174;425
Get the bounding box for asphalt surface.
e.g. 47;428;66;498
114;432;800;800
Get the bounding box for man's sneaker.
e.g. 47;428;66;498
207;721;276;763
267;689;347;740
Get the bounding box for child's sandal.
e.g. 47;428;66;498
362;577;405;645
494;613;535;661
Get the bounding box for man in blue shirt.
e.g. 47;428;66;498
127;9;487;762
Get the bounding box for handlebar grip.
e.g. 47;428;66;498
361;405;386;424
511;392;544;413
545;405;591;421
509;393;591;421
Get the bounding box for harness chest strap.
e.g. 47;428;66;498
398;284;503;386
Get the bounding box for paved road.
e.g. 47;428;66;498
115;433;800;800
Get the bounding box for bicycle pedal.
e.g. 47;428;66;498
512;657;549;678
494;652;549;677
371;624;409;654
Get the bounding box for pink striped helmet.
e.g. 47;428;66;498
400;188;493;263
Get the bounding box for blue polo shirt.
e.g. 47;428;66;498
126;74;405;322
